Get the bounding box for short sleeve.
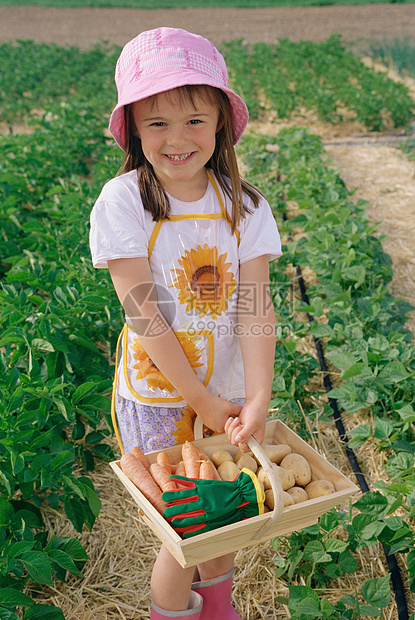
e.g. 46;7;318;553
89;177;149;269
238;197;282;264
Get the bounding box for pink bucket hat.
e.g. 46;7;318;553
109;27;249;149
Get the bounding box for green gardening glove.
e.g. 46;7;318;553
162;468;265;539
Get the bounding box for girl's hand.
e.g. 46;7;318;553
224;399;267;452
196;395;242;434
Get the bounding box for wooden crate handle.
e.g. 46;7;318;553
193;415;204;441
247;436;284;540
194;417;284;541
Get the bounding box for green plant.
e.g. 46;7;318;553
0;497;89;619
0;41;124;615
276;576;392;619
222;36;415;131
272;511;358;587
240;127;415;616
2;37;415;617
370;36;415;78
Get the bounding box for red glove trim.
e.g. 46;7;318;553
163;494;199;508
166;509;206;523
173;523;207;535
167;477;197;490
236;500;250;509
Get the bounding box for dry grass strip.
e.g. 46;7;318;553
324;142;415;334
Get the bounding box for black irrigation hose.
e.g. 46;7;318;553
292;261;409;620
295;267;369;493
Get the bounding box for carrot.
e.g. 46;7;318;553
199;459;217;480
120;453;165;515
175;461;186;476
196;447;221;480
131;446;150;471
170;463;177;474
156;451;172;475
150;463;177;492
182;441;201;479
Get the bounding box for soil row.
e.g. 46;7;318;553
2;4;415;49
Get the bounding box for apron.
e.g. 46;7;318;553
111;171;246;452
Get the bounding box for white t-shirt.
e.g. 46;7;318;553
90;169;282;406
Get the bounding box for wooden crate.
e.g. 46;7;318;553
109;419;359;568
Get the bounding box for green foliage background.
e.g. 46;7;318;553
1;36;415;618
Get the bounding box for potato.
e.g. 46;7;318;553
264;489;275;510
265;489;294;510
235;453;258;474
261;443;292;464
235;449;254;462
218;461;241;481
257;465;294;491
211;450;234;468
283;491;295;507
305;480;335;498
275;465;296;491
280;453;312;487
286;486;309;504
257;467;268;487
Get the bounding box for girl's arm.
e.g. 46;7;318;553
225;255;276;451
108;257;241;432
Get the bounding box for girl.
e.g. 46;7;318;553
90;27;281;620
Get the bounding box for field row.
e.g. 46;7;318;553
2;37;415;134
2;0;415;7
1;39;415;618
240;129;415;618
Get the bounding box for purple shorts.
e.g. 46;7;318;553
114;393;245;454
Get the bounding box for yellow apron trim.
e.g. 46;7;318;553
122;324;215;403
121;170;234;404
147;172;239;260
111;325;126;455
147;220;162;261
198;329;214;386
206;170;240;245
240;468;265;515
166;213;223;221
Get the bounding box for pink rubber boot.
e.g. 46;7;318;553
191;568;241;620
151;591;203;619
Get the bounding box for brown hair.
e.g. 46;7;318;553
119;85;262;232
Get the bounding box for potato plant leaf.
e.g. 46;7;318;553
0;611;20;620
0;589;34;607
0;500;14;528
19;551;53;585
46;549;82;576
23;605;65;620
361;575;391;608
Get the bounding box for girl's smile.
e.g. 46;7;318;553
132;90;221;202
165;152;195;163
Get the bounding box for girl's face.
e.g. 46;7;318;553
132;89;221;202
